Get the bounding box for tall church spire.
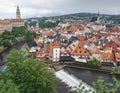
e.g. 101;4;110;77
96;10;100;24
98;10;100;17
16;6;21;19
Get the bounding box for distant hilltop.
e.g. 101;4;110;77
25;12;120;24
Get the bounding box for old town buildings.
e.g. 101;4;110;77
27;13;120;66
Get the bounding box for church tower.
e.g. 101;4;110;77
96;11;100;24
16;6;21;19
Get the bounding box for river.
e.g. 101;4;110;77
1;43;120;93
0;42;29;70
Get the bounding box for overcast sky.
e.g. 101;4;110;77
0;0;120;18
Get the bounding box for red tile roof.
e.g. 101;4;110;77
115;52;120;62
11;18;24;22
0;19;11;24
101;52;114;61
67;40;90;56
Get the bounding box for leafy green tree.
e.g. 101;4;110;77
92;76;120;93
2;30;11;35
0;26;36;48
75;82;95;93
12;26;26;37
29;21;36;27
24;30;36;42
76;76;120;93
0;79;20;93
87;57;101;67
111;67;118;75
2;39;11;47
6;50;57;93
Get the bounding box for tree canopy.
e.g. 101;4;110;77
76;76;120;93
0;26;36;47
0;50;57;93
0;79;20;93
87;57;101;67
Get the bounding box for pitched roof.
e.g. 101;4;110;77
67;40;90;56
0;19;11;24
11;18;24;22
86;43;100;54
44;30;55;37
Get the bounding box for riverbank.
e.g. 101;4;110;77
52;62;116;74
0;47;7;55
0;41;26;55
66;65;111;73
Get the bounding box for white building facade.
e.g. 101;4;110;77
53;48;60;62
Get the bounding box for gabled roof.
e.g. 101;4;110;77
67;40;90;56
44;30;55;37
86;43;100;54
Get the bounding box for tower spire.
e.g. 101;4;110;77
95;10;100;24
98;10;100;17
16;5;21;18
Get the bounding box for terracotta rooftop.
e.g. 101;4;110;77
67;40;90;56
0;19;11;24
101;52;114;61
115;52;120;62
11;18;24;22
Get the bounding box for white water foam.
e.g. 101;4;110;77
55;69;95;93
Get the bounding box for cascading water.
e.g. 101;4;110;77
55;69;95;93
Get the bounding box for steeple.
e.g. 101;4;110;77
16;6;21;19
98;11;100;17
96;11;100;24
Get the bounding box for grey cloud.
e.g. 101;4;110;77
0;0;120;18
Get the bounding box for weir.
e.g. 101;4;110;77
55;69;95;93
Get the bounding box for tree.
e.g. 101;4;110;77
87;57;101;67
24;30;36;42
2;39;11;47
111;67;118;75
0;26;36;48
0;79;20;93
76;76;120;93
92;76;120;93
6;50;57;93
75;82;95;93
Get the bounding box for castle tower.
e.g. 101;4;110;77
16;6;21;19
